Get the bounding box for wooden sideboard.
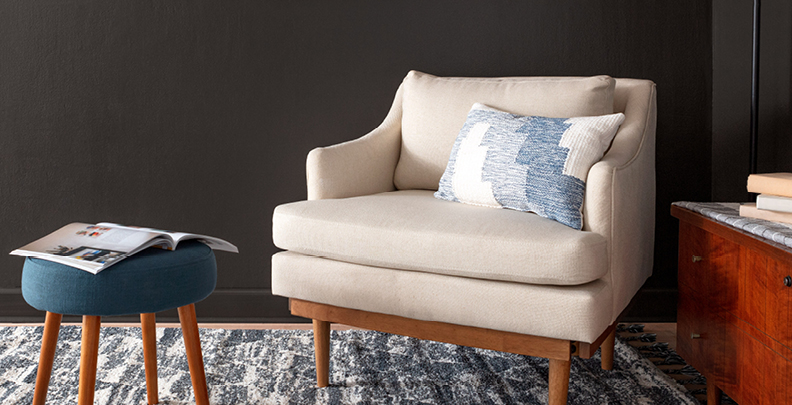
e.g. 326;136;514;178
672;205;792;405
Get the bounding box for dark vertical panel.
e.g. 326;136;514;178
761;1;792;173
712;0;753;202
712;0;792;201
0;0;712;320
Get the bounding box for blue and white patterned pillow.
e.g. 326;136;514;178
435;103;625;229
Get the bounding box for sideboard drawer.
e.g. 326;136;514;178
677;284;714;374
767;257;792;349
678;222;740;313
678;222;709;294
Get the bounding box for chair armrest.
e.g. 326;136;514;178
306;84;404;200
584;80;657;318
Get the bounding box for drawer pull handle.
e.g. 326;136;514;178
692;255;703;263
785;276;792;287
691;333;701;339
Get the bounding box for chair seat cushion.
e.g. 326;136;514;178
21;240;217;316
273;190;608;285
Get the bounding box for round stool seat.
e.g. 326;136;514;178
21;240;217;316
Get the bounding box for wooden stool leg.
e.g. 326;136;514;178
548;358;571;405
32;312;62;405
600;329;616;371
313;319;330;387
178;304;209;405
78;315;101;405
707;379;722;405
140;313;158;405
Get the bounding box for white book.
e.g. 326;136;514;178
756;194;792;213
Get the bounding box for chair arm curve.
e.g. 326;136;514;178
306;83;404;200
584;81;657;318
307;125;402;200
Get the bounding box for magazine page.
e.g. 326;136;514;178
97;222;239;253
10;223;167;274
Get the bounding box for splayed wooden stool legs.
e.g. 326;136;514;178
141;313;158;405
32;312;62;405
179;303;210;405
30;306;209;405
77;316;101;405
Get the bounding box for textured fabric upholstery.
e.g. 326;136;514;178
272;252;613;343
273;190;608;286
434;103;625;229
21;240;217;316
395;71;616;190
582;79;657;317
276;72;656;342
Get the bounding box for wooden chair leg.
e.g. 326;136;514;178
32;312;62;405
78;315;101;405
313;319;330;387
707;379;722;405
548;358;571;405
140;313;158;405
178;304;209;405
600;328;616;370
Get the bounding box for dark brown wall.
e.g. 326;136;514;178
0;1;712;322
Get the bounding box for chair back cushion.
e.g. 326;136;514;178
394;71;616;190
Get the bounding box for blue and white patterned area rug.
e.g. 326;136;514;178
0;325;698;404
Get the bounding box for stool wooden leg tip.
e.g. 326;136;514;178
178;304;209;405
141;313;159;405
32;312;62;405
78;315;101;405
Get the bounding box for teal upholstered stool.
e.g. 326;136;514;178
21;240;217;405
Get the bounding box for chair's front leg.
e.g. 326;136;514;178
548;358;571;405
140;313;158;405
33;311;62;405
313;319;330;387
78;315;101;405
178;304;209;405
600;329;616;370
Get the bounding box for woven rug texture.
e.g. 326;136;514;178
0;325;698;404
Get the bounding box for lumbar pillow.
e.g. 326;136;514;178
434;103;625;229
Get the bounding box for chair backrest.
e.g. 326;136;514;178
389;71;657;318
393;71;617;190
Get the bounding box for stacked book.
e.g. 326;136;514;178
743;173;792;224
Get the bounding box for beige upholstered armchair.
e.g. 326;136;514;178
272;71;656;404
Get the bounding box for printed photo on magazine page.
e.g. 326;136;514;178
10;222;237;274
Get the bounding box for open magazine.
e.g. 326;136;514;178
10;222;238;274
